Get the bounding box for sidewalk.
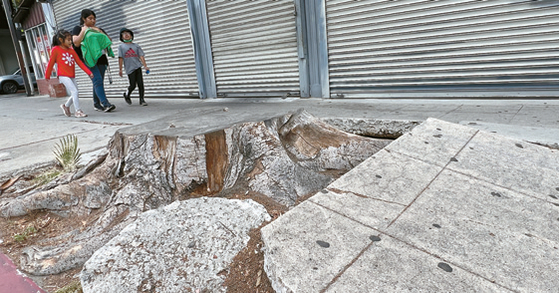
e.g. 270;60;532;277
1;93;558;179
1;93;559;292
262;118;559;292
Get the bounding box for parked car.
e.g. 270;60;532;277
0;67;37;94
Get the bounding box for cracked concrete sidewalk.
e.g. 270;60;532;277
262;118;559;292
1;93;558;179
1;93;559;292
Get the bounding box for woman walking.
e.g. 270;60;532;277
72;9;116;112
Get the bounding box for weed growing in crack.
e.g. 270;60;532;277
12;225;37;242
33;169;62;186
54;279;83;293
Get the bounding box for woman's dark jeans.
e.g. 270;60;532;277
89;64;112;109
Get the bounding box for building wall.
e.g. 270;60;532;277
49;0;559;99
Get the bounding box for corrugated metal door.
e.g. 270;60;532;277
206;0;300;97
52;0;199;98
326;0;559;98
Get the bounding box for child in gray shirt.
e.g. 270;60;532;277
118;28;150;106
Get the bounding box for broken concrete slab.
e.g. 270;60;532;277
325;235;508;292
387;170;559;292
448;130;559;199
458;121;559;150
261;200;377;293
327;149;444;206
309;189;404;231
383;118;478;166
80;197;270;293
261;117;559;293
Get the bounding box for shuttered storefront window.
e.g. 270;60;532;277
326;0;559;98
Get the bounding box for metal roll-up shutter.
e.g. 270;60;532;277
52;0;199;98
326;0;559;98
206;0;300;97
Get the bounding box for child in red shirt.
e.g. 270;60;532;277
45;30;93;118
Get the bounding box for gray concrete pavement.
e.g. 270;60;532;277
1;93;559;292
262;118;559;292
1;92;558;178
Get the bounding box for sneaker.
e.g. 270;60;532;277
140;100;148;106
75;110;88;118
123;92;131;105
60;104;71;117
94;105;105;112
104;104;116;112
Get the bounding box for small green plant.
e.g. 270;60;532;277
25;226;37;234
31;135;82;187
54;280;83;293
33;169;62;186
12;233;26;242
12;225;37;242
53;134;82;172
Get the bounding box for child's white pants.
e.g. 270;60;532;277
58;76;81;111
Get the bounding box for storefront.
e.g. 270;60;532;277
43;0;559;99
51;0;200;98
24;24;49;79
19;1;57;95
205;1;301;98
50;0;304;99
324;0;559;98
